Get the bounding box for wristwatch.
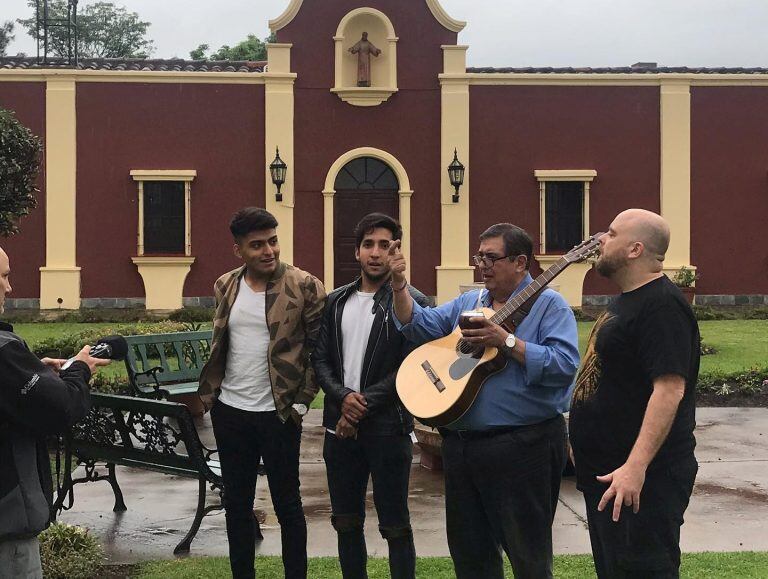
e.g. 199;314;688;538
292;403;308;416
504;333;517;350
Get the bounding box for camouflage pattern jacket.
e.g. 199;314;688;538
198;262;327;423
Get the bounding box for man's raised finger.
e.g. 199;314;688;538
388;239;401;255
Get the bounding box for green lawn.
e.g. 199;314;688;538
137;552;768;578
576;320;768;375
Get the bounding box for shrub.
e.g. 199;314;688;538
39;522;103;579
32;321;189;358
0;108;42;237
698;367;768;396
168;307;215;323
672;266;699;287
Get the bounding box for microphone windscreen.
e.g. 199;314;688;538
96;335;129;360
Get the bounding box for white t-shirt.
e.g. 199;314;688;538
340;291;377;393
219;277;275;412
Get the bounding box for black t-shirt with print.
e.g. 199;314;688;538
569;276;700;493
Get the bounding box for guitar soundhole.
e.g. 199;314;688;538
456;339;483;359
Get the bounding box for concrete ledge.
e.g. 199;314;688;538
583;294;768;307
4;298;41;310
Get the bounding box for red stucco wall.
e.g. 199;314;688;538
0;82;46;299
469;85;661;295
279;0;457;295
691;87;768;295
75;82;265;298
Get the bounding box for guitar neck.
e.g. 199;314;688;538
489;256;571;327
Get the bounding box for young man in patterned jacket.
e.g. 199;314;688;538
198;207;326;579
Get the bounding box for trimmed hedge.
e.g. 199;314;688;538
32;321;190;359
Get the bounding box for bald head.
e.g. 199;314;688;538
614;209;670;264
0;246;10;314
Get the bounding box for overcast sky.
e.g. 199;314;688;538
4;0;768;67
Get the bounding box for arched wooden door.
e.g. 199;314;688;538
333;157;399;287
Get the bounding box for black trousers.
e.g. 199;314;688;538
583;455;698;579
323;432;415;579
211;401;307;579
441;415;566;579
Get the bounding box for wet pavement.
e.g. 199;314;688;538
58;407;768;563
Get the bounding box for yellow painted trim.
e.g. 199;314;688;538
330;87;398;106
269;0;303;32
40;78;80;309
322;147;413;290
437;45;472;305
660;80;692;270
130;169;197;181
265;43;296;264
425;0;466;32
7;69;768;87
0;69;265;84
335;7;397;38
534;169;596;181
39;267;81;310
131;257;195;310
534;256;592;307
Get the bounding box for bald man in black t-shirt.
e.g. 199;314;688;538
569;209;700;579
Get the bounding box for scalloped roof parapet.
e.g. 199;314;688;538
270;0;464;33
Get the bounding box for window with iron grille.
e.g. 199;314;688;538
130;170;195;256
534;170;596;254
143;181;185;254
545;181;584;253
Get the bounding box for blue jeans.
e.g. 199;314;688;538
442;415;567;579
211;401;307;579
323;432;415;579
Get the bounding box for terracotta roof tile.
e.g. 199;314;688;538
467;66;768;74
0;56;266;73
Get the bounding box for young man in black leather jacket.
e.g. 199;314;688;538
313;214;429;579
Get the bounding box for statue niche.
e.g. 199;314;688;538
332;8;398;107
349;32;381;87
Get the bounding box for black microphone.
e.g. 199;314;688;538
60;335;128;371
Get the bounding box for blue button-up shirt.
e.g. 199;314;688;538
394;274;580;430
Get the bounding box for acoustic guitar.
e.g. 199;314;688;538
396;233;603;427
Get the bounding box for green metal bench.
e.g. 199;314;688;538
53;392;262;554
124;331;211;399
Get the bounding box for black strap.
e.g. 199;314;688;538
503;287;546;332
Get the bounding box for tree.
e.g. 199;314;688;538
0;21;14;56
18;1;154;59
189;33;276;61
0;108;43;237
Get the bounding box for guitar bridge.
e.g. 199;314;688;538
421;361;446;393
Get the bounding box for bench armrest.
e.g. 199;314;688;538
132;366;165;394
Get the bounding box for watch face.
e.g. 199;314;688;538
505;334;516;348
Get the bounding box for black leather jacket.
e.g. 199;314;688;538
312;279;430;436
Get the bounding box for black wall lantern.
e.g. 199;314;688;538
269;147;287;202
447;148;465;203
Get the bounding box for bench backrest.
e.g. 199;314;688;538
70;392;219;482
124;331;212;388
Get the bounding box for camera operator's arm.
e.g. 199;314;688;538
0;341;109;435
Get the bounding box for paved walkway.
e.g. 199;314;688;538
59;408;768;564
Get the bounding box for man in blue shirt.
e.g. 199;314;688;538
390;223;580;579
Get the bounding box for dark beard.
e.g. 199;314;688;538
362;268;390;283
595;254;626;278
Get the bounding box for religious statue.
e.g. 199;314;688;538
349;32;381;87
